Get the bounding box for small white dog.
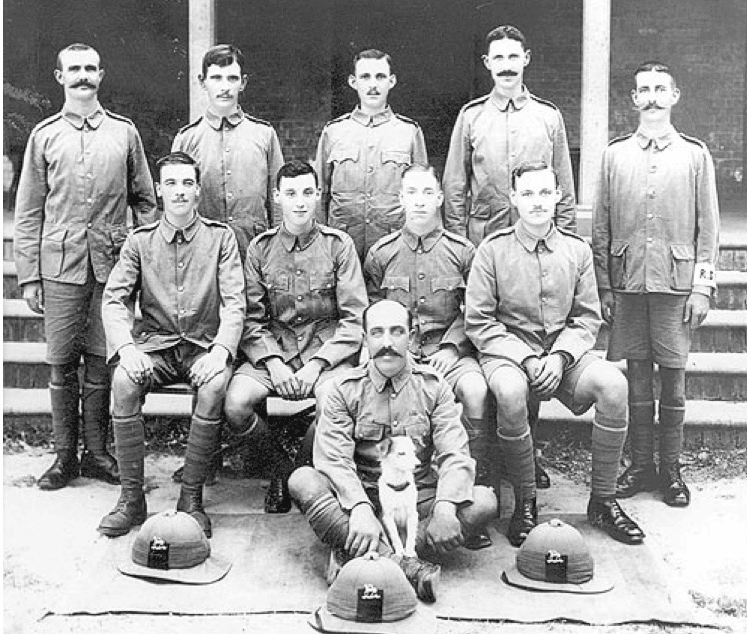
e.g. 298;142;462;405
377;435;419;558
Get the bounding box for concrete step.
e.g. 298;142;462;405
6;292;747;352
5;386;745;449
718;234;747;272
5;339;745;399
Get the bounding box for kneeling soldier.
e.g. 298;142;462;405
224;160;367;513
98;152;245;537
290;300;497;603
466;161;644;547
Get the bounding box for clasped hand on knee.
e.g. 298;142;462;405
522;353;565;399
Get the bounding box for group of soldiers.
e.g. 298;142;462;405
14;23;719;604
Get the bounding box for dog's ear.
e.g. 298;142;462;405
377;436;393;457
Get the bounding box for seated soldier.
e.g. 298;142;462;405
289;299;498;603
465;161;645;547
364;163;493;548
98;151;245;538
224;160;367;513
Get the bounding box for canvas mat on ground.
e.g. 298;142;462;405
53;512;705;626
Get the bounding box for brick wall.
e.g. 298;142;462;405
610;0;746;199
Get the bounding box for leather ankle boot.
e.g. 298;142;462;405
394;555;441;604
98;490;147;537
177;483;212;537
660;462;690;507
535;456;551;489
616;463;658;498
508;495;537;547
265;476;292;514
587;495;645;544
38;450;80;490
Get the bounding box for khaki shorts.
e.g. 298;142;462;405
233;357;354;394
608;293;690;369
481;352;602;416
417;354;482;392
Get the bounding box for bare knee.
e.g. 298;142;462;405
459;485;498;529
195;372;229;419
591;364;628;414
111;366;143;415
456;373;489;418
224;375;267;430
288;466;330;506
489;369;529;422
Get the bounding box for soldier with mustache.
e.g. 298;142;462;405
315;49;428;261
14;43;156;491
592;62;719;508
443;25;576;489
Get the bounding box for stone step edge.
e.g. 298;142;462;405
4;341;747;376
4;387;746;429
5;298;747;328
5;258;747;285
2;387;314;418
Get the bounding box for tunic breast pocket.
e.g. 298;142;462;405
354;419;386;442
670;244;695;291
309;271;336;315
381;150;411;194
40;226;67;278
431;276;464;316
380;275;410;306
329;145;360;193
266;272;291;316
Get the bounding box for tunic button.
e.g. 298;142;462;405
226;170;232;175
227;192;233;199
367;166;374;173
297;295;303;301
225;147;230;153
650;165;657;173
179;262;184;268
228;216;234;221
178;286;184;292
297;269;302;275
392;420;398;426
297;334;303;341
647;237;653;243
648;214;654;219
365;219;371;224
390;393;396;399
87;222;92;228
418;273;425;280
417;249;423;254
420;297;426;303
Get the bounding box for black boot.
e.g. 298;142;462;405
617;401;657;498
395;555;441;604
39;381;80;490
587;496;645;544
98;490;147;537
508;494;537;547
99;413;146;536
464;421;493;549
177;416;221;537
80;381;119;484
660;462;690;507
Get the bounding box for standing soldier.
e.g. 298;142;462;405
593;62;719;507
315;49;427;261
172;44;284;259
14;43;156;491
443;25;577;486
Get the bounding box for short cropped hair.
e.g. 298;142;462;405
401;164;442;188
56;43;99;70
353;49;394;75
511;160;558;189
201;44;245;77
156;151;201;184
275;160;318;189
485;25;529;52
633;61;676;89
362;300;413;333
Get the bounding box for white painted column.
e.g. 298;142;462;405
189;0;216;121
579;0;612;207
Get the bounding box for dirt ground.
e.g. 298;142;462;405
4;441;747;634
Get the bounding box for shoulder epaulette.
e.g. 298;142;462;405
369;230;403;253
176;117;203;135
325;112;353;127
244;114;272;127
680;133;706;149
201;217;230;230
607;133;633;147
132;220;160;234
394;113;420;127
483;226;515;242
32;112;63;134
105;110;135;126
252;225;280;245
442;230;472;248
462;94;490;112
530;95;559;111
556;226;588;243
317;224;350;242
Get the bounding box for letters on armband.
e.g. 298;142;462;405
693;263;716;288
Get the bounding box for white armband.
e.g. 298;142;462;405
692;262;716;288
